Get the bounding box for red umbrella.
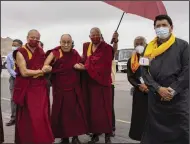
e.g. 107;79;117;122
103;1;167;43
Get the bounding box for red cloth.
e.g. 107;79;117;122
13;45;54;144
104;1;167;21
84;42;112;86
82;42;113;133
48;47;88;138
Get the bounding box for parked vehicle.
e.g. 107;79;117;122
115;50;119;72
1;56;7;69
117;48;133;73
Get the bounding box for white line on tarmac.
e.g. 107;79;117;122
116;119;131;124
2;112;10;119
2;97;10;101
1;98;131;124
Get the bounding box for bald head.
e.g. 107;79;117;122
60;34;73;52
60;34;72;41
27;29;40;37
134;36;147;47
90;27;101;34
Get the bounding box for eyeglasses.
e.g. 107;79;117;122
61;41;72;46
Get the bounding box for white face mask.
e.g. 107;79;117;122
135;45;144;54
155;27;170;39
12;46;18;51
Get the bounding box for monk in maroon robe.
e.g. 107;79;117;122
44;34;87;144
13;29;54;144
76;27;119;143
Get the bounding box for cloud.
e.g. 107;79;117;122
1;1;189;54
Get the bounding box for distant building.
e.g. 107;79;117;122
1;37;13;56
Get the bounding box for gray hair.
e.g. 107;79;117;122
134;36;147;46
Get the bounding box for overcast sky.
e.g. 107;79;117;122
1;1;189;54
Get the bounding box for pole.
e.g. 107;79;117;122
111;12;125;44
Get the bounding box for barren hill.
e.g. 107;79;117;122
1;37;13;56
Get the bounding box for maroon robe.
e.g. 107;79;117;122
82;42;113;134
0;55;4;144
47;47;87;138
13;45;54;144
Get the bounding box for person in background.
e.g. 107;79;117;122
0;55;4;144
101;34;118;137
127;36;148;141
38;41;51;97
39;41;44;48
6;39;23;126
140;15;189;144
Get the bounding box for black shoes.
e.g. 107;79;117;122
88;135;99;144
6;119;15;126
72;137;81;144
59;138;69;144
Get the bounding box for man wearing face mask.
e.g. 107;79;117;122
6;39;23;126
126;36;148;141
13;29;54;144
77;28;118;143
140;15;189;144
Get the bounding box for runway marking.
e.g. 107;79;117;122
116;119;131;124
2;97;10;101
2;112;10;119
2;97;131;124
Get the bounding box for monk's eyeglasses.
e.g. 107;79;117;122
62;41;72;46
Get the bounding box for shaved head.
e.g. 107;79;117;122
27;29;40;37
90;27;101;35
60;34;72;41
60;34;73;52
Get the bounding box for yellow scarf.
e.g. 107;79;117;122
144;34;175;59
87;42;93;57
131;53;140;73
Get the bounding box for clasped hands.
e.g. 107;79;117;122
41;65;52;73
158;87;174;101
138;84;149;93
73;63;85;70
33;65;52;78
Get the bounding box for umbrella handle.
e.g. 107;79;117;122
111;12;125;44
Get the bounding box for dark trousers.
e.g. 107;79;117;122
9;76;16;121
112;84;115;131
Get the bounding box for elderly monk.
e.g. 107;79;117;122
127;36;148;141
140;15;189;144
44;34;87;144
13;29;54;144
0;55;4;144
75;27;119;143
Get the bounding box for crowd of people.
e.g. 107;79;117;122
0;14;189;144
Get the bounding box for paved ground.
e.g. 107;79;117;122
1;69;139;143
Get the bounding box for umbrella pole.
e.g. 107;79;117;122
111;12;125;44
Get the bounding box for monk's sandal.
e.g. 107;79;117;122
105;136;111;143
72;137;81;144
88;135;99;144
